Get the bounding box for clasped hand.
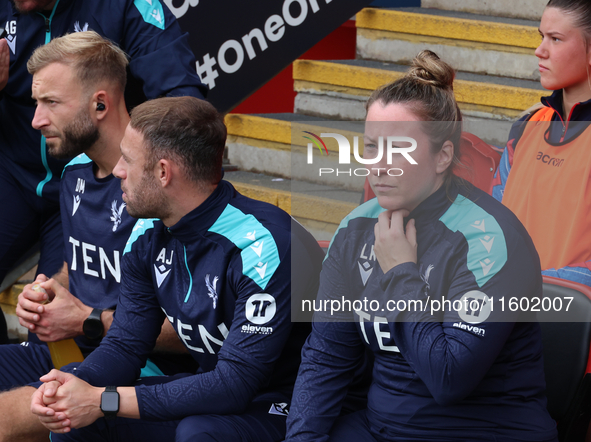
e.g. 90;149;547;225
30;370;103;434
16;276;91;341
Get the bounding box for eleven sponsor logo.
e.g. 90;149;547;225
453;322;485;337
241;324;273;335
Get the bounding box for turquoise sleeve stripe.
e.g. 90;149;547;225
123;218;157;255
439;195;508;288
61;153;92;177
325;198;385;261
133;0;166;30
208;205;280;291
183;245;194;303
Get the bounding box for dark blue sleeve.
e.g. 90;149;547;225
135;240;297;420
286;322;364;442
286;231;365;442
373;226;541;406
121;0;207;99
72;245;165;387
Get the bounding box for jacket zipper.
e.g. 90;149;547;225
34;0;62;197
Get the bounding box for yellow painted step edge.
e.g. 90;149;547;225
229;181;357;225
226;114;363;154
0;283;24;307
357;8;540;49
293;60;542;111
225;114;292;145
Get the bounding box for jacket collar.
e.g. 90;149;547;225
540;90;591;145
166;180;236;242
406;180;458;228
541;89;591;122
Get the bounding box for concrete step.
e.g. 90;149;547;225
223;5;549;239
224;167;360;240
226;112;369;187
422;0;546;21
293;58;546;146
357;8;541;81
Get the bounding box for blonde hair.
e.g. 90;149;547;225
27;31;128;93
366;50;463;186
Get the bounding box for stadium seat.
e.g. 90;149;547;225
539;276;591;442
453;132;501;193
318;240;330;254
362;132;501;202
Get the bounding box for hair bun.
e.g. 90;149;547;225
407;50;455;90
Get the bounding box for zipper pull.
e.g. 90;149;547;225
45;17;50;34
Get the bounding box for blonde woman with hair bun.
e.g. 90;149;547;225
285;50;557;442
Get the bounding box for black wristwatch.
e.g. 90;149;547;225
83;308;104;340
100;386;119;419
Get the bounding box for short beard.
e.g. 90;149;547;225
47;110;100;160
125;172;171;220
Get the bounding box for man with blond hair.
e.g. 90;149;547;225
0;31;189;442
31;95;324;442
0;0;206;342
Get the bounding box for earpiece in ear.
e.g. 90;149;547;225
96;103;106;111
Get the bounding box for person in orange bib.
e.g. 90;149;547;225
491;0;591;285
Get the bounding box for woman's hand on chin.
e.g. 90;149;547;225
374;210;417;274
